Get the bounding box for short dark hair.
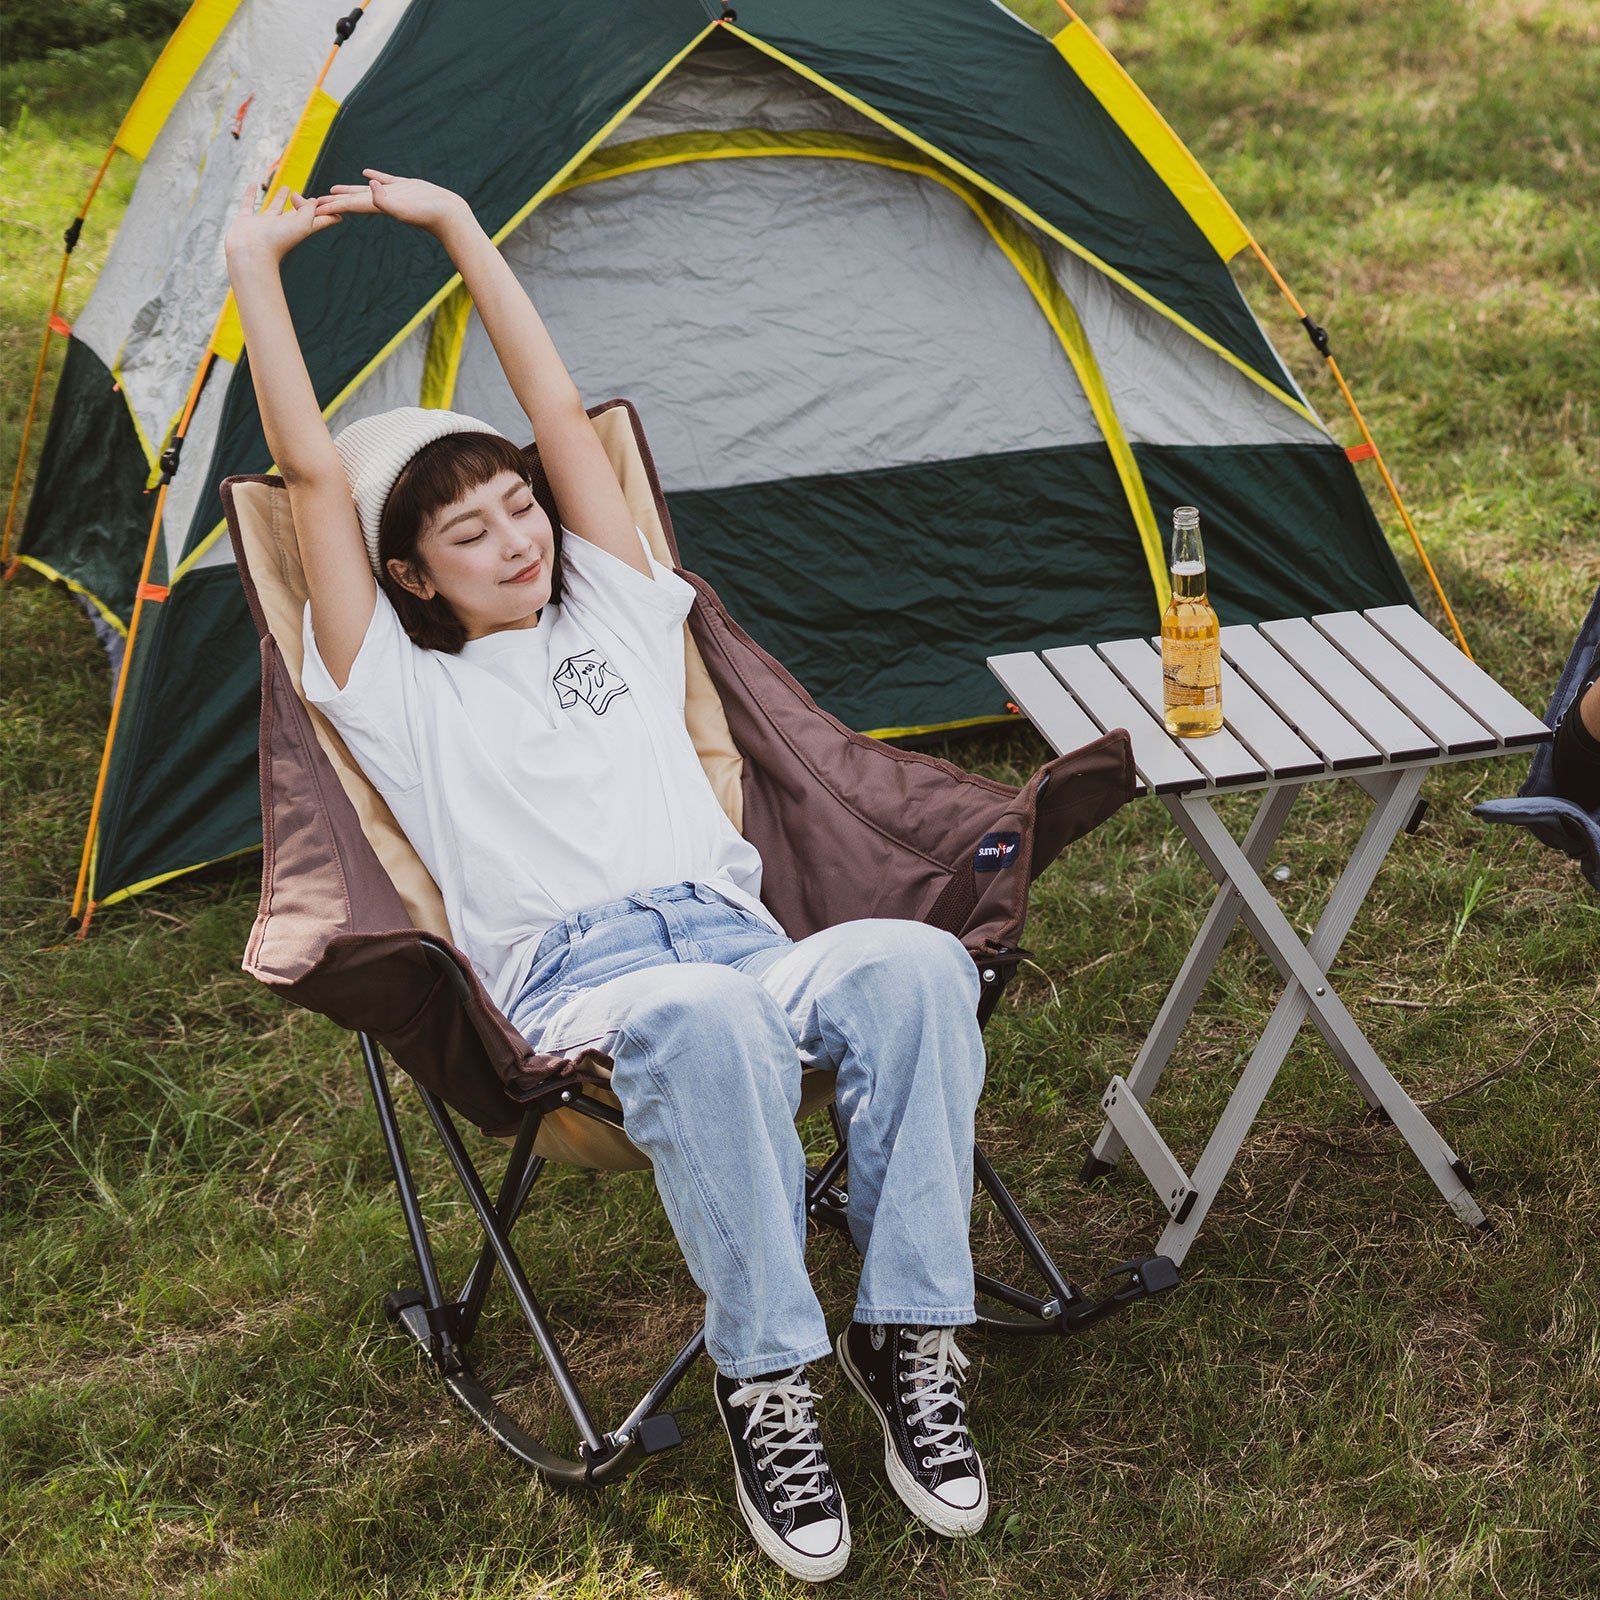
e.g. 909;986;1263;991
376;430;564;652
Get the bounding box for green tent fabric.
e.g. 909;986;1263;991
12;0;1413;912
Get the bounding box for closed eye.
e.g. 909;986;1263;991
454;530;486;545
512;500;535;517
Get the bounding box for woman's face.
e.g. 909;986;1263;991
387;468;555;639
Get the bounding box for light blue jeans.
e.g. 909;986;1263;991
507;882;986;1380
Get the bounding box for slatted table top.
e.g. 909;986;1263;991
989;605;1549;798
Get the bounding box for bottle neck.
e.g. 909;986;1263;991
1172;516;1205;573
1170;507;1207;600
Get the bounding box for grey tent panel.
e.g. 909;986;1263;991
1043;238;1327;451
600;34;879;144
74;0;333;455
451;156;1102;493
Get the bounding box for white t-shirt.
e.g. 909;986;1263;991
301;529;778;1011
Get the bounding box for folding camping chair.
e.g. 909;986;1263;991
1476;579;1600;887
224;399;1176;1487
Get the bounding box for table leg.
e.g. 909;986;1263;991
1087;783;1302;1176
1163;784;1486;1258
1288;769;1423;1109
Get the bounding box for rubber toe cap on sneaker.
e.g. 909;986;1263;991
789;1517;844;1558
935;1474;983;1511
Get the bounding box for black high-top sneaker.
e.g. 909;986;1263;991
713;1366;850;1582
836;1322;988;1537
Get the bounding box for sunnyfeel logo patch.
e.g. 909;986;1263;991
974;831;1021;873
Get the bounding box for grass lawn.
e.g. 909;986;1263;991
4;4;1599;1595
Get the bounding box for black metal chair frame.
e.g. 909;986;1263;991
366;937;1178;1487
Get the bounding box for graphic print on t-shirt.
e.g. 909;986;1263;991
553;648;630;715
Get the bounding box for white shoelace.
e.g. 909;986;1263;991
900;1328;975;1471
728;1369;835;1514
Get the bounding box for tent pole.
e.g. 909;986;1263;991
17;0;368;578
1049;0;1469;657
1245;239;1471;659
69;351;216;934
2;145;118;574
64;0;371;928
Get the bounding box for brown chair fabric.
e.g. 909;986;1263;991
226;400;1134;1142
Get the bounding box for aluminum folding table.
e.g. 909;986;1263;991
989;605;1549;1266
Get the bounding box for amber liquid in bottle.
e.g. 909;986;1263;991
1161;507;1223;737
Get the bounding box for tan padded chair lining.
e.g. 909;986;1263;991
234;406;827;1171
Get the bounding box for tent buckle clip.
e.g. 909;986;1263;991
1300;314;1331;358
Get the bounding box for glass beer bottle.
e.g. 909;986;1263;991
1160;505;1223;737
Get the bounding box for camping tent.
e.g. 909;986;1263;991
6;0;1442;924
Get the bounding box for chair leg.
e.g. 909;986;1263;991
360;1033;462;1368
972;1143;1179;1336
454;1107;545;1349
804;1115;853;1238
363;1041;689;1487
800;1098;1176;1336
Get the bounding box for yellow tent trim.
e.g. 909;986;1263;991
93;844;262;911
420;286;473;410
862;713;1013;741
209;295;243;366
13;555;129;636
271;88;341;207
177;21;720;576
209;88;342;366
979;203;1170;608
1052;14;1251;263
561;128;1169;610
106;356;165;478
169;531;224;585
114;0;245;161
180;120;1171;609
724;24;1318;432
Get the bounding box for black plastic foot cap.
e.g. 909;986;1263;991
634;1414;684;1455
383;1288;427;1323
1137;1255;1181;1294
1081;1154;1117;1185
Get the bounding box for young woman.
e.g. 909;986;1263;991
226;173;992;1581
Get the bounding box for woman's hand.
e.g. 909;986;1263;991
314;170;473;237
224;184;338;267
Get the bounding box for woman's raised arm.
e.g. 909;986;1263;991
316;173;647;576
225;187;375;686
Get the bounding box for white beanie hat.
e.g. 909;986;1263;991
332;406;511;577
